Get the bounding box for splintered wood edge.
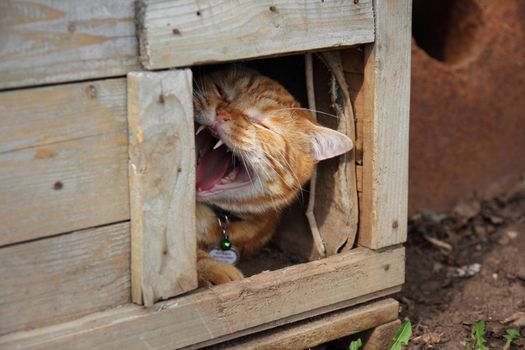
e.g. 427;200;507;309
213;298;399;350
127;70;197;306
0;247;404;350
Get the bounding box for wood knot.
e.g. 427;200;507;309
53;181;64;190
158;94;165;104
86;85;97;98
172;28;181;35
196;10;201;16
269;5;277;12
392;220;399;229
67;22;76;33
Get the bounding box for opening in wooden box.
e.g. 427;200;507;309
193;50;364;277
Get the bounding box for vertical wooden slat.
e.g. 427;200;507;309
127;70;197;306
359;0;412;249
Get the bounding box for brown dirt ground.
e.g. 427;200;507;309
238;177;525;349
398;177;525;349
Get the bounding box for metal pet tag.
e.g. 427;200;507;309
209;247;239;265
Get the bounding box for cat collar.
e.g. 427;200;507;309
207;205;241;265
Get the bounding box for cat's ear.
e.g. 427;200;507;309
310;126;353;161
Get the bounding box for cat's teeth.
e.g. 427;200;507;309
213;139;224;150
195;125;205;135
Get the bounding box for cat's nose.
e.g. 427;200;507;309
210;118;223;133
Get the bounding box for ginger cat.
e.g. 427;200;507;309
194;66;352;286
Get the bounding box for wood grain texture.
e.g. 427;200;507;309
359;0;412;249
0;0;139;90
315;52;359;255
217;299;399;350
128;70;197;306
0;247;404;349
138;0;375;69
0;79;129;246
362;319;401;350
0;222;130;336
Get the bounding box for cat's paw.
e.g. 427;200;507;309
197;258;243;286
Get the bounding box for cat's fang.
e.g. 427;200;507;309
196;125;206;135
213;139;224;150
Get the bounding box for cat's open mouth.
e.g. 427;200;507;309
195;124;252;197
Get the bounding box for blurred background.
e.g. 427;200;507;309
409;0;525;213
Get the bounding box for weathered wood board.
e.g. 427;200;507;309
314;52;359;255
128;70;197;306
0;247;404;350
138;0;375;69
217;299;399;350
0;0;139;90
0;222;130;336
362;319;401;350
359;0;412;249
0;79;129;246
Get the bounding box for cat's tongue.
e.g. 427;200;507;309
196;146;231;191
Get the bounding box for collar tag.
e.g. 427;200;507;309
209;212;240;265
209;247;239;265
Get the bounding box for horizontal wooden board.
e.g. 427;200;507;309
0;0;139;90
217;298;399;350
138;0;375;69
0;247;404;349
0;222;131;336
0;79;129;246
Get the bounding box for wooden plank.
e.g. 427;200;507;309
0;222;130;336
127;70;197;306
0;0;139;90
359;0;412;249
0;247;404;349
138;0;375;70
189;286;401;350
362;319;401;350
316;52;359;254
0;79;129;246
216;299;399;350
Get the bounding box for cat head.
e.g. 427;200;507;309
194;66;352;214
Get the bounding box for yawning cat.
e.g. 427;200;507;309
194;66;352;286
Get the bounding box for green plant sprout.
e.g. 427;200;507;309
472;320;488;350
502;328;520;350
389;320;412;350
348;338;362;350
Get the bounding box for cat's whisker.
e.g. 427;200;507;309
273;107;340;119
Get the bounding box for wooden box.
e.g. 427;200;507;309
0;1;411;349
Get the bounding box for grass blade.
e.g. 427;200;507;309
502;328;520;350
389;320;412;350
